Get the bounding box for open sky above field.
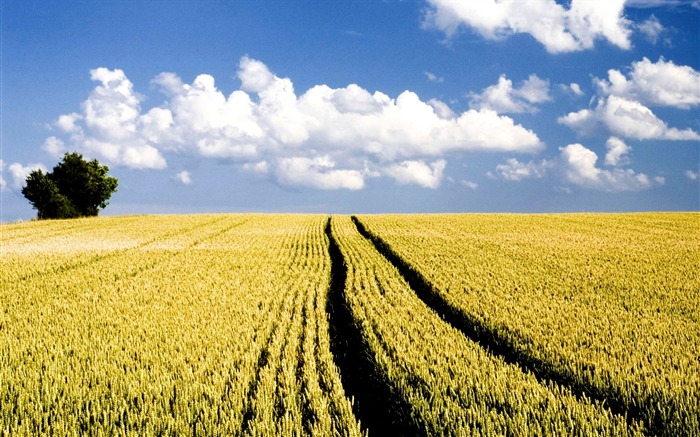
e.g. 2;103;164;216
1;0;699;221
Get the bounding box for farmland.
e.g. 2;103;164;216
1;213;698;436
1;215;360;435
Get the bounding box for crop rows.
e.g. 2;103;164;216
1;214;225;285
329;215;641;436
355;212;699;436
1;215;360;435
2;213;695;435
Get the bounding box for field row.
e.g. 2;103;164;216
354;213;699;436
329;215;642;435
1;215;360;435
1;213;697;435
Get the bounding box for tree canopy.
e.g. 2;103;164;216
22;152;118;219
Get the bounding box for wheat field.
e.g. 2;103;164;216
1;213;697;436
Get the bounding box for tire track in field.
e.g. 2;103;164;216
325;217;426;437
350;216;645;435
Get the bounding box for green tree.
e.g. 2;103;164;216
22;170;78;219
22;152;118;219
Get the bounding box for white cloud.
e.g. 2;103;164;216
298;84;543;160
242;161;269;174
559;143;660;192
151;72;183;97
174;170;192;185
558;108;598;134
569;83;584;96
47;67;168;169
602;96;699;140
423;0;631;53
494;138;663;192
84;67;141;140
276;156;364;190
42;136;67;158
558;95;700;140
686;170;699;181
595;57;700;109
329;83;385;115
470;74;551;113
637;15;665;44
561;58;700;141
425;71;444;83
604;137;632;166
238;56;277;93
518;75;552;104
238;57;308;145
6;162;47;190
155;76;264;160
55;112;82;133
494;157;554;181
460;180;479;190
46;57;544;189
121;144;168;169
384;159;446;188
139;107;174;144
427;98;456;119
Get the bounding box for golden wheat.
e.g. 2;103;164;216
357;212;700;435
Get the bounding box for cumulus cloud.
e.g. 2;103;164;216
55;112;82;133
558;95;700;140
637;15;665;44
604;136;631;166
423;0;631;53
4;162;47;190
298;84;543;161
149;68;265;157
568;83;585;96
242;161;269;174
470;74;551;113
460;180;479;190
328;83;385;115
45;57;543;190
384;160;446;188
276;156;364;190
686;170;699;181
493;157;554;181
83;67;141;139
174;170;193;185
493;138;663;192
558;108;597;134
42;136;67;158
601;96;698;139
594;57;700;108
45;67;168;169
560;58;700;141
559;143;660;191
427;98;456;119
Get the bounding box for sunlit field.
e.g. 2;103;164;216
1;213;697;436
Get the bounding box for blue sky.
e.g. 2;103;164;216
2;0;699;221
